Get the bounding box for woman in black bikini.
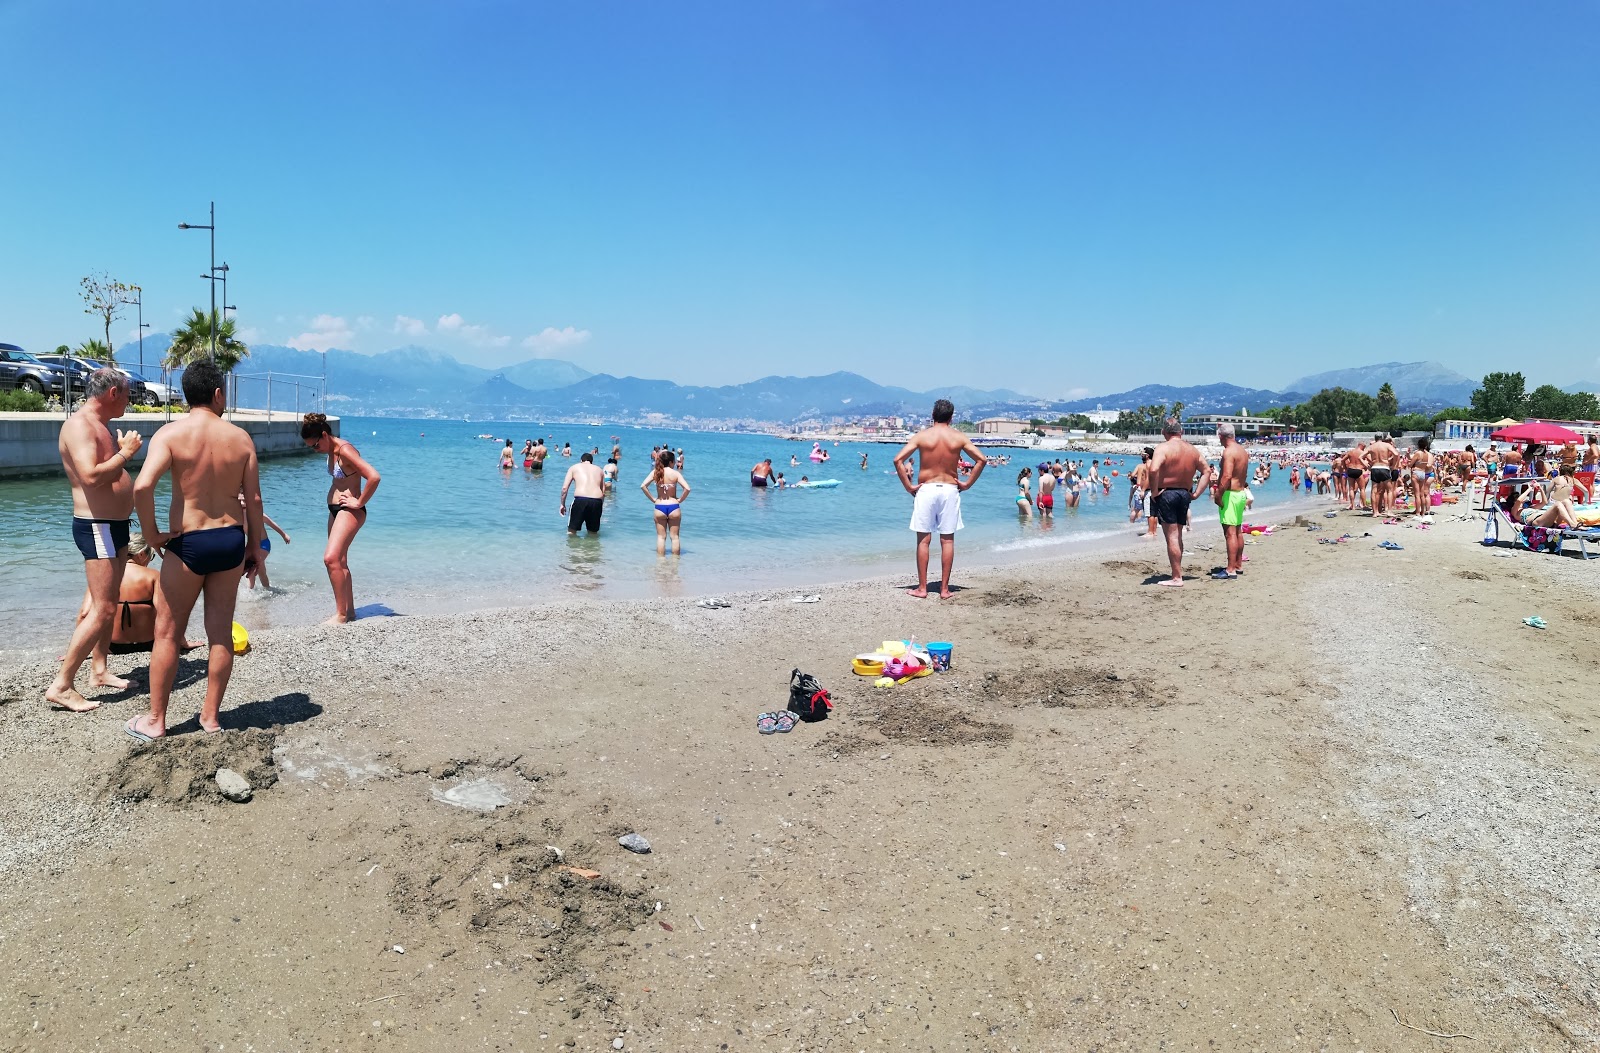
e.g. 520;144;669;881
301;412;381;624
73;533;200;655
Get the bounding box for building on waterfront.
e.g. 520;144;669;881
975;417;1032;435
1183;413;1290;438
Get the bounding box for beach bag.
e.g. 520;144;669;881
788;668;833;722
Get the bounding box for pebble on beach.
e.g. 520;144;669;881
215;768;252;803
618;833;651;854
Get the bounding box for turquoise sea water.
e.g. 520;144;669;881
0;417;1325;649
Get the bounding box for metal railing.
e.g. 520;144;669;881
225;371;327;427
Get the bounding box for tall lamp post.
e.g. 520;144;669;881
120;287;148;374
178;202;216;361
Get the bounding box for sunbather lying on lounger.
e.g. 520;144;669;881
1515;486;1578;530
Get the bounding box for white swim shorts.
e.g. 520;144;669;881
909;482;963;534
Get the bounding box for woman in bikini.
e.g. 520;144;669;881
301;412;381;624
1407;436;1435;518
1015;467;1033;518
72;533;200;661
640;449;690;556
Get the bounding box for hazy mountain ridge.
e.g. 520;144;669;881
1287;361;1475;405
1057;383;1311;415
109;342;1579;425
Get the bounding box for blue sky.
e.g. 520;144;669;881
2;1;1597;398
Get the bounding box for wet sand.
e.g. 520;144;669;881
1;495;1596;1051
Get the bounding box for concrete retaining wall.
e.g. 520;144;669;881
0;411;339;480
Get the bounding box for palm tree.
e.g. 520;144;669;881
166;309;250;373
75;339;112;364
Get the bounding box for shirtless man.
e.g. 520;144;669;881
1365;433;1398;516
529;439;547;472
1341;444;1368;510
46;368;142;712
560;452;607;535
1036;463;1056;520
750;458;777;489
1213;423;1249;579
1148;418;1213;588
127;361;265;741
893;399;987;599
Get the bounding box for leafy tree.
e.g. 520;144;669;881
1470;372;1527;421
1299;387;1376;431
166;309;250;373
1431;406;1476;425
55;344;70;356
1375;382;1398;417
1524;384;1600;422
80;273;138;357
75;339;112;364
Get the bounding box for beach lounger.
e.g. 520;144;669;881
1555;527;1600;560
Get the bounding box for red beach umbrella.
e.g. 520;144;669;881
1489;421;1584;445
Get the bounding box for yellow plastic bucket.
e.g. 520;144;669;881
231;621;250;655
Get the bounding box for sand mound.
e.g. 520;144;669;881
977;581;1042;607
979;667;1159;709
389;812;654;986
101;729;280;806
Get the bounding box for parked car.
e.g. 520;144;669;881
119;367;178;406
0;343;68;397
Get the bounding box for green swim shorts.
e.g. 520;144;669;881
1219;489;1248;527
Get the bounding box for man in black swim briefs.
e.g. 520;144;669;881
1146;418;1212;588
751;458;776;488
560;452;607;535
129;360;265;742
46;367;143;713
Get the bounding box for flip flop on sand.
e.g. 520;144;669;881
757;712;779;735
1157;580;1184;588
1209;570;1236;580
773;711;799;733
1378;540;1404;551
1523;616;1547;630
124;715;159;743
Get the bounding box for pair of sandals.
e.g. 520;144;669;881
1378;540;1404;551
757;711;798;735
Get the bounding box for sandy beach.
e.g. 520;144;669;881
2;498;1596;1051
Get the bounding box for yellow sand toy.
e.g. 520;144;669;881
231;621;250;655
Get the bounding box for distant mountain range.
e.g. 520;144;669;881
112;339;1591;426
1055;383;1311;416
1287;361;1477;407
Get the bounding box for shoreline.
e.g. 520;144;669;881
0;488;1292;661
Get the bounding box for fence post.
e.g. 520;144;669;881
266;372;272;427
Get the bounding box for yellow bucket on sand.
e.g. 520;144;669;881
231;622;250;655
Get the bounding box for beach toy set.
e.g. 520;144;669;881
852;637;954;687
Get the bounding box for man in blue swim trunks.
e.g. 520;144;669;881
46;368;143;713
129;361;265;741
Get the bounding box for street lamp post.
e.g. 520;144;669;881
119;288;148;375
178;202;216;361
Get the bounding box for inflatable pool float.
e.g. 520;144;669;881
792;479;840;488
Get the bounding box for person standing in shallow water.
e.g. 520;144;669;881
641;449;690;556
301;412;381;624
